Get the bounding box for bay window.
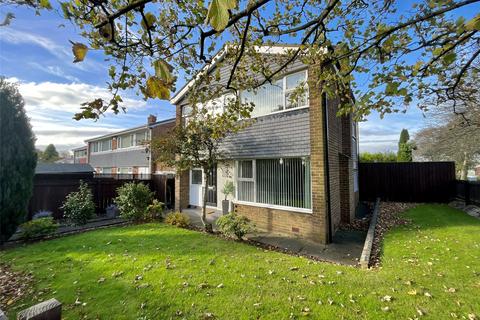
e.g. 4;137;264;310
236;157;312;210
242;70;308;118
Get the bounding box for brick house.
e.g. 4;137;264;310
76;115;175;175
171;45;359;244
72;146;87;164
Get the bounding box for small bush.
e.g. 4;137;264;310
32;210;53;220
61;181;95;225
216;212;255;240
114;182;154;221
146;199;165;221
20;217;58;241
165;212;190;228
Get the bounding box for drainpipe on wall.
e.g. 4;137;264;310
322;92;333;244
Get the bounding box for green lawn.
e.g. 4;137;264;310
1;204;479;319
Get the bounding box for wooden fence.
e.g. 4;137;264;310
28;174;174;220
455;180;480;206
359;162;456;202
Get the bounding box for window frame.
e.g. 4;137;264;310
241;69;309;119
234;158;312;213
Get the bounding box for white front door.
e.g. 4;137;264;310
189;169;203;207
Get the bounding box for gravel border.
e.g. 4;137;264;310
369;202;417;268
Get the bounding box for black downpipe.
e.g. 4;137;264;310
321;92;333;243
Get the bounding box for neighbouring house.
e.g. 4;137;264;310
171;45;359;244
81;115;175;175
73;146;88;164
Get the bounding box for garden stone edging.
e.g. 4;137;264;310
359;198;381;269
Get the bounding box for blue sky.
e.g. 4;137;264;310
0;3;461;153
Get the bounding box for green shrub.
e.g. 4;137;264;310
20;217;58;241
165;212;190;228
146;199;165;221
222;181;235;200
114;182;154;221
216;212;255;240
61;181;95;225
359;152;397;163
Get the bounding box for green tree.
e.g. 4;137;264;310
397;129;415;162
152;94;253;232
414;68;480;179
40;144;60;163
3;1;479;121
0;78;37;244
398;129;410;145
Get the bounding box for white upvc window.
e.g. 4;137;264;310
242;69;309;118
119;134;134;148
118;167;133;174
90;139;112;153
235;157;312;211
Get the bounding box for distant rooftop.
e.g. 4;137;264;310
35;163;94;174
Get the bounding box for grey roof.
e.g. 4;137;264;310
149;118;176;128
35;163;94;174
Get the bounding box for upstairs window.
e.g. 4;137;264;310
90;139;112;153
242;70;308;118
119;134;134;148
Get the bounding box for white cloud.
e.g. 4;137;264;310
359;109;427;153
8;79;149;151
28;62;80;82
15;79;147;113
0;27;106;72
0;27;70;59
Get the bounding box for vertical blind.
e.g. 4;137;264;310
237;158;311;209
241;70;308;118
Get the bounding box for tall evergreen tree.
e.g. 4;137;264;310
397;129;414;162
398;129;410;145
0;78;37;244
41;144;60;162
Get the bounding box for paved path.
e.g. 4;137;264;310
183;208;365;266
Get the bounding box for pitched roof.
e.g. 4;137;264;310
35;163;94;174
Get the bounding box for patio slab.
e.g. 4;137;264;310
249;230;366;266
182;208;366;266
182;207;223;229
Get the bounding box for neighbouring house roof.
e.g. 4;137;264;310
170;44;305;105
35;163;94;174
72;145;87;151
84;118;175;143
84;125;148;142
149;118;176;128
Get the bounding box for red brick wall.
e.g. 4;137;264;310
151;121;175;173
234;203;323;242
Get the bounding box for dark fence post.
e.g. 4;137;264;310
465;181;471;206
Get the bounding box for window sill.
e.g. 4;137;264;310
250;105;309;120
233;200;312;214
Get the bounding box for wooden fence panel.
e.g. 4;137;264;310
359;162;456;202
28;174;171;220
455;181;480;206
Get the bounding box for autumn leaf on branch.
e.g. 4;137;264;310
70;41;88;63
206;0;237;31
146;76;170;100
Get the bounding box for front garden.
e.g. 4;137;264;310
1;204;479;319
